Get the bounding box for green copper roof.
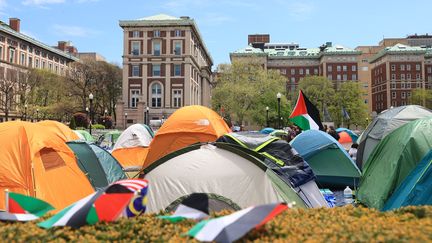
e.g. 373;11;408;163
137;14;180;21
424;48;432;57
231;45;265;55
370;43;427;63
322;45;362;55
265;48;321;58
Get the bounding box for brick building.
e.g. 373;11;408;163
0;18;79;122
118;14;213;128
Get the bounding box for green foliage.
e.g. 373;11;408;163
409;88;432;109
91;124;105;129
212;60;289;127
69;116;77;130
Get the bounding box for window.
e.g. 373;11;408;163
401;92;406;99
343;74;347;81
407;82;411;89
174;41;181;55
352;65;356;71
392;101;397;107
20;52;25;65
327;74;332;80
400;64;405;71
55;65;58;73
392;92;396;98
290;77;295;83
132;65;140;77
299;69;304;75
391;64;395;71
337;65;341;71
401;74;405;80
337;74;341;80
327;65;332;72
151;83;162;108
428;67;432;73
408;92;411;98
416;64;421;71
49;63;52;70
9;48;15;63
314;68;318;75
305;69;309;75
172;89;182;108
174;64;181;76
154;30;161;37
42;61;46;69
406;64;411;71
291;69;295;75
416;73;421;80
343;65;347;71
174;29;181;37
0;46;2;60
132;31;139;38
407;73;411;80
391;82;396;89
280;69;286;75
352;74;357;80
153;41;161;56
401;82;406;89
391;74;396;80
35;59;39;68
417;82;422;88
28;56;32;67
152;64;161;76
130;89;140;108
131;41;140;55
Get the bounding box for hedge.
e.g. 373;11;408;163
1;206;431;242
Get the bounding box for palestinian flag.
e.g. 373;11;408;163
159;193;209;222
187;203;288;242
38;179;148;229
0;192;54;221
289;90;324;131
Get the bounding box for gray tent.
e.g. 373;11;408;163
357;105;432;169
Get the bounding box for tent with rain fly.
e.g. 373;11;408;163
217;132;327;208
0;121;94;211
290;130;361;188
336;128;358;144
111;124;154;170
66;141;127;189
140;143;307;213
73;130;95;142
143;105;231;169
356;105;432;169
357;117;432;209
97;130;122;150
383;150;432;211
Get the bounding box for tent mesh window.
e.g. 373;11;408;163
165;193;241;213
40;148;66;170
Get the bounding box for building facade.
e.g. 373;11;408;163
118;14;213;128
0;18;79;122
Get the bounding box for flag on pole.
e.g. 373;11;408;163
187;203;289;243
0;191;54;221
342;107;350;120
289;90;324;131
159;193;209;222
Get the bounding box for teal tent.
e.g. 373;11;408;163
67;141;127;189
357;117;432;209
383;150;432;211
290;130;361;188
74;130;95;142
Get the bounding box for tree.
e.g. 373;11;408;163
409;88;432;109
0;68;19;121
212;60;289;127
297;76;335;121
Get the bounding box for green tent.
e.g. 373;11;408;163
74;130;95;142
97;130;122;150
357;117;432;209
67;141;127;189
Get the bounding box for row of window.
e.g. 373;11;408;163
391;101;407;107
131;64;182;77
390;82;423;89
130;40;182;56
131;29;183;38
391;64;421;71
327;74;357;81
129;83;183;108
327;65;357;72
391;91;411;99
281;68;319;75
391;73;422;81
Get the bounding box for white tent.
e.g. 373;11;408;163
113;124;154;150
141;143;315;213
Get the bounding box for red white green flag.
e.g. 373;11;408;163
289;90;324;131
0;191;54;221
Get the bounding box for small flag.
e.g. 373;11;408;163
38;179;148;229
159;193;209;222
342;107;350;120
187;203;289;243
0;191;54;221
113;179;149;217
289;90;324;131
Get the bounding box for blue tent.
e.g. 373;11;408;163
336;128;359;143
260;127;275;134
383;150;432;211
290;130;361;188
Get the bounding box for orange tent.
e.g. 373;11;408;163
37;120;80;141
143;105;231;168
338;131;353;144
0;121;94;211
112;147;149;170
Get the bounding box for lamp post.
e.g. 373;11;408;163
277;92;281;129
146;106;149;125
89;93;94;135
36;108;39;122
124;112;128;129
24;104;27;121
266;106;269;127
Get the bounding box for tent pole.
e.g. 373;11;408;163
5;189;9;212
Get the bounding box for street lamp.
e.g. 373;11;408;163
89;93;94;135
124;112;128;129
104;109;108;116
146;107;149;125
36;108;39;122
24;104;27;121
277;92;282;129
266;106;269;127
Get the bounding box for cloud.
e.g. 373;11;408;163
52;24;97;37
22;0;65;6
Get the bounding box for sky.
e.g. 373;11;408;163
1;0;431;69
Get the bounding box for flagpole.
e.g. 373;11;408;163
5;189;9;212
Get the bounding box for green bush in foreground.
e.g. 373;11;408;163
1;206;432;242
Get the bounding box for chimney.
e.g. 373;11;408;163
9;18;20;32
57;41;67;51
